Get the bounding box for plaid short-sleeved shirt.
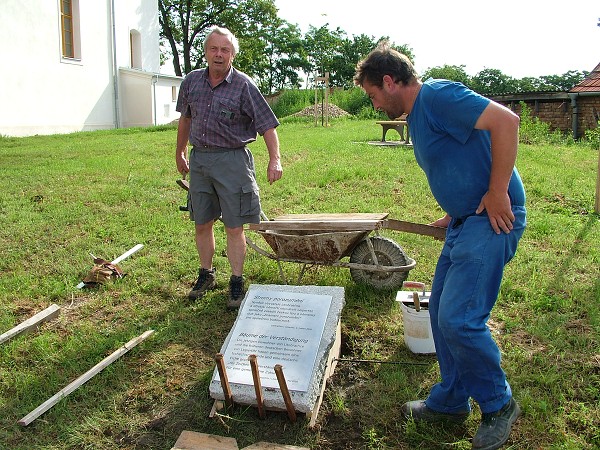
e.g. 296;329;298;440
176;67;279;149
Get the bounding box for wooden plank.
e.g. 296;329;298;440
172;431;239;450
271;213;388;221
383;219;446;240
18;330;155;426
249;220;383;232
0;304;60;345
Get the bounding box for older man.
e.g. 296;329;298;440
175;26;282;309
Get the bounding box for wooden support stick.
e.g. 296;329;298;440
0;304;60;345
18;329;154;426
274;364;297;423
215;354;233;408
248;354;266;419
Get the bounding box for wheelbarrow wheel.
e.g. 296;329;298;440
349;236;410;290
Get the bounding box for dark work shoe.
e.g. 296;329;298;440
227;275;245;310
472;398;521;450
188;268;216;301
401;400;470;423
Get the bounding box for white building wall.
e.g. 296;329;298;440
0;1;116;136
0;0;176;137
119;69;181;128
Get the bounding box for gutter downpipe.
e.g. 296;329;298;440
152;74;158;126
568;92;578;140
110;0;120;129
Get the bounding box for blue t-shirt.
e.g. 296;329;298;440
407;79;525;219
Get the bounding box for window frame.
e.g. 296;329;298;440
59;0;81;61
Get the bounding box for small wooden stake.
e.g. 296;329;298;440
18;329;154;426
215;354;233;407
248;354;266;419
274;364;297;423
0;304;60;345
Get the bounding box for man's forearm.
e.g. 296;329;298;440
176;116;192;157
263;128;281;161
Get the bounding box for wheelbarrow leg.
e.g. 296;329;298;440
366;236;380;266
297;263;308;285
276;259;289;285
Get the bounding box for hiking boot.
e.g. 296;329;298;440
227;275;245;310
472;398;520;450
401;400;470;423
188;268;216;301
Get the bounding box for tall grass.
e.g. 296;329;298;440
0;120;598;449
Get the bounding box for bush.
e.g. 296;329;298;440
518;101;569;145
271;89;315;118
584;121;600;149
329;87;372;116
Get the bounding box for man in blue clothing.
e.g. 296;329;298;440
176;26;282;309
354;42;526;450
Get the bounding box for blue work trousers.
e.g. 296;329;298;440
425;206;526;415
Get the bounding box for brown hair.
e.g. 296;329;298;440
354;41;419;88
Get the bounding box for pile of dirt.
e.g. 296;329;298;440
291;103;351;118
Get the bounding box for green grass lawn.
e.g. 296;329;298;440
0;119;598;449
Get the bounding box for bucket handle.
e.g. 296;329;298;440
403;281;427;312
402;281;426;296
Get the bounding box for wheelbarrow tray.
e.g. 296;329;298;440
257;229;369;263
249;213;389;233
249;213;388;263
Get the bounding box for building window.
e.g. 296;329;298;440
172;86;177;102
60;0;80;60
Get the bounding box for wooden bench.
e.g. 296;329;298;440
375;120;410;144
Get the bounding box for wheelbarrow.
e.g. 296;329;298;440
246;213;445;290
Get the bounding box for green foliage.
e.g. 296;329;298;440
584;121;600;149
270;89;314;117
422;64;470;85
470;68;518;95
329;87;372;116
518;102;570;145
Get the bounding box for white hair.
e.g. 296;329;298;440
203;26;239;56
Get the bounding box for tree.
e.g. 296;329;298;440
268;23;312;92
539;71;589;91
421;64;470;85
302;24;346;86
470;68;518;95
158;0;279;77
330;34;378;88
250;20;311;94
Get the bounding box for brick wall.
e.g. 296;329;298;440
493;94;600;139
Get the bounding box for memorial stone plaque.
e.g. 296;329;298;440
218;289;331;391
209;284;345;414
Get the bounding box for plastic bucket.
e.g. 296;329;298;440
396;290;436;354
